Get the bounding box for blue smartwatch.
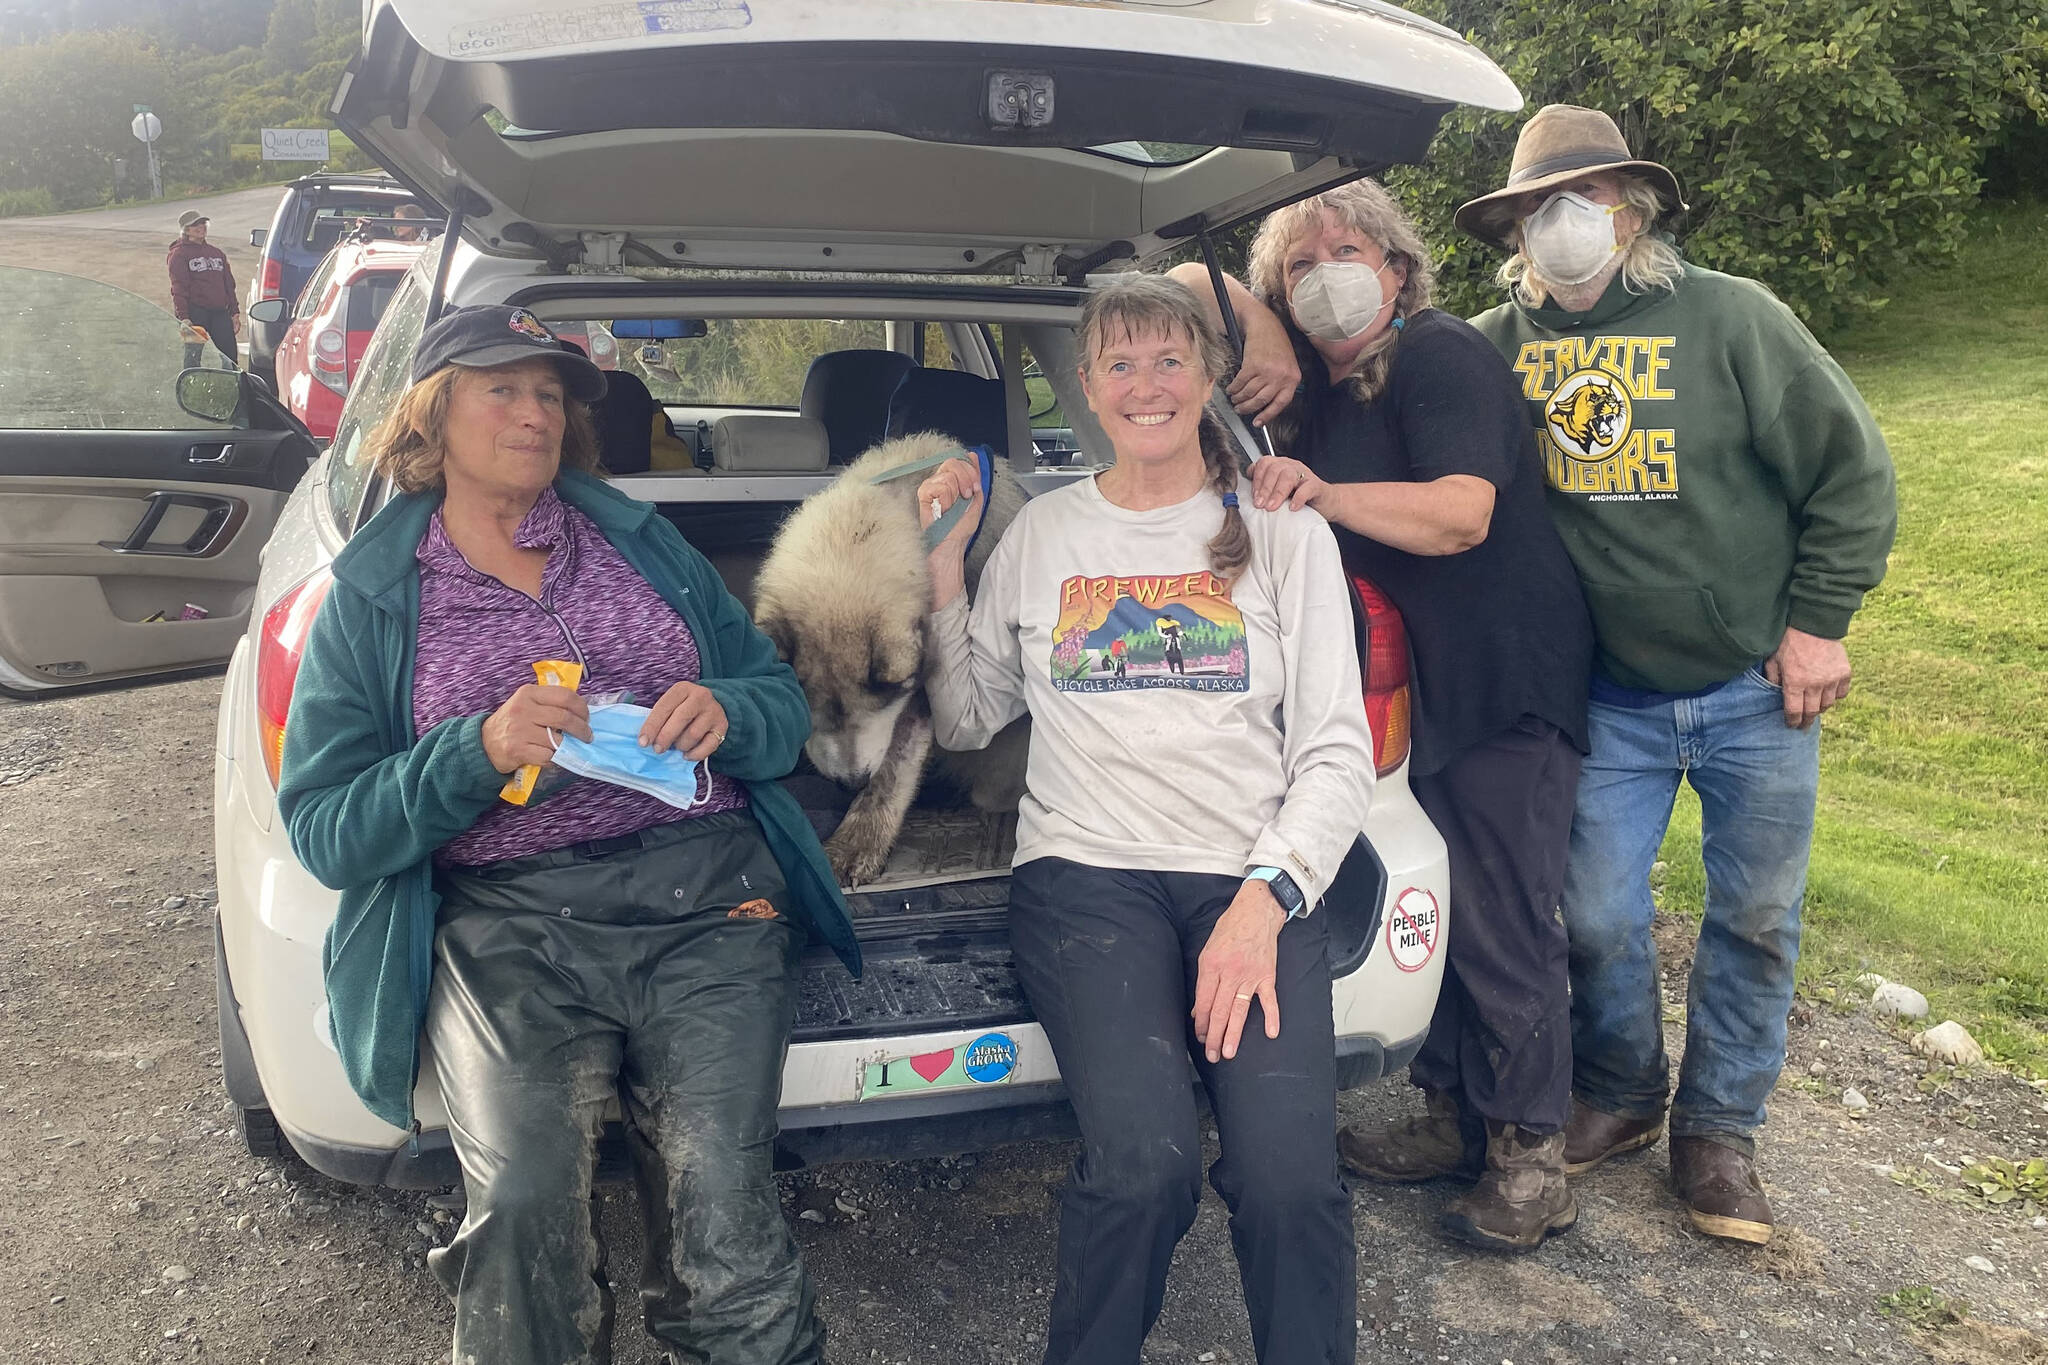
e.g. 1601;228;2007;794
1245;865;1308;919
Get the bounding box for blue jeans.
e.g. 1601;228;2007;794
1561;667;1821;1155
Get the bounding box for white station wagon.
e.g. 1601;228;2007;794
3;0;1523;1185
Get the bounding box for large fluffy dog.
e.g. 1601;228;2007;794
754;431;1030;885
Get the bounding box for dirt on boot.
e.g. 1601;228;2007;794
1338;1090;1483;1183
1441;1122;1577;1253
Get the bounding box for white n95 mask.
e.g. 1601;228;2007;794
1520;191;1625;285
1288;261;1391;342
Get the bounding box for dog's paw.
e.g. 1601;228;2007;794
825;827;892;888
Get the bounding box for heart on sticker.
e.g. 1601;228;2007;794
909;1049;954;1083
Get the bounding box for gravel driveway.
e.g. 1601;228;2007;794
2;676;2045;1365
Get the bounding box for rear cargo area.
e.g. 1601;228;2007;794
661;500;1034;1043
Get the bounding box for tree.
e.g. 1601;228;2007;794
1389;0;2048;332
0;29;171;209
261;0;312;73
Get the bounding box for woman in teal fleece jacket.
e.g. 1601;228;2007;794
277;304;856;1365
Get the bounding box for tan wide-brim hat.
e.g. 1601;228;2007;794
1455;104;1686;248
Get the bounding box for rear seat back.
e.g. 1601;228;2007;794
711;414;830;473
800;348;917;465
592;367;658;475
884;369;1009;460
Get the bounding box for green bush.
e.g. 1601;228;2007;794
0;2;362;212
1388;0;2048;334
0;187;58;217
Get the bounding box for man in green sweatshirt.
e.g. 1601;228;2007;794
1460;106;1896;1246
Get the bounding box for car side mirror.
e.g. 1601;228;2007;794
177;368;243;424
248;297;289;325
249;228;268;249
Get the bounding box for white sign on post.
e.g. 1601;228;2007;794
260;127;332;161
130;109;163;199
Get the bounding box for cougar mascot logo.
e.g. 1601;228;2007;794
1545;372;1630;458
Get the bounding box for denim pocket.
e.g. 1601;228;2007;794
1742;664;1783;693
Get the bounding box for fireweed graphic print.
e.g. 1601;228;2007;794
1049;570;1250;694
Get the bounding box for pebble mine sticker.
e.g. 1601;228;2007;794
1386;887;1441;973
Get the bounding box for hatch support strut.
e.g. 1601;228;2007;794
1194;220;1276;460
423;198;467;327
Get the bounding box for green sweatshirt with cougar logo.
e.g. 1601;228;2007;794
1470;263;1896;693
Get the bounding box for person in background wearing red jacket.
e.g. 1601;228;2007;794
167;210;240;368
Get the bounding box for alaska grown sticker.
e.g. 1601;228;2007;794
859;1031;1019;1100
1049;571;1249;694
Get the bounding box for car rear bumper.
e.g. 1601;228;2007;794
276;1023;1432;1189
218;748;1447;1188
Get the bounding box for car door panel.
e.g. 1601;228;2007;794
0;428;306;696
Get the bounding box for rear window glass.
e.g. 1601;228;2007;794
346;272;404;332
293;251;340;321
326;257;434;531
602;318;891;407
300;203;406;253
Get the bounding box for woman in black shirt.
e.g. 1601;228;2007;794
1175;179;1594;1253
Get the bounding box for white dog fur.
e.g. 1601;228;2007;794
753;431;1029;886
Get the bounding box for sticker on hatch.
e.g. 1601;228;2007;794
1386;887;1441;973
859;1031;1019;1100
448;1;752;59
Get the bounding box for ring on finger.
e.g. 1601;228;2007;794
1233;991;1254;1001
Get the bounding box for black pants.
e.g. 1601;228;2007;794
1407;717;1582;1134
424;812;822;1365
1010;858;1355;1365
185;305;238;368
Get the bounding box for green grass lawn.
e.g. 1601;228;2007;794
1652;201;2048;1074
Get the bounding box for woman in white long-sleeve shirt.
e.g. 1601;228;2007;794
917;277;1374;1365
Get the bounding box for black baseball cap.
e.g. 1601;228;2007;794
409;305;607;401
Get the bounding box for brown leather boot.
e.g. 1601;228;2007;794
1338;1089;1483;1183
1562;1098;1666;1175
1671;1136;1774;1244
1440;1121;1577;1253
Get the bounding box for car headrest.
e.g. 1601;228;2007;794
884;368;1008;458
800;349;919;464
591;366;655;475
711;415;830;472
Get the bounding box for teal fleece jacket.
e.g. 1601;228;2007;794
1470;264;1897;692
277;469;860;1131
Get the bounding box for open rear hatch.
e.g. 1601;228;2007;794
335;0;1519;275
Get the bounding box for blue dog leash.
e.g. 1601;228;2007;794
867;443;997;554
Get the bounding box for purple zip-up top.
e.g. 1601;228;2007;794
412;486;744;867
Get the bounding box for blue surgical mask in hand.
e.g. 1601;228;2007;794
550;702;708;810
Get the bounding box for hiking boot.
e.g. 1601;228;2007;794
1440;1121;1577;1253
1671;1136;1774;1244
1562;1099;1665;1175
1338;1089;1483;1184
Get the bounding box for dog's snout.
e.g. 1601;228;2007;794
806;732;870;786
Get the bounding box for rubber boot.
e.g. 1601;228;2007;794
1440;1121;1578;1253
1338;1089;1484;1183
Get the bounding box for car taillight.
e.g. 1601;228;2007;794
259;258;282;299
311;328;348;393
1350;573;1412;778
256;569;334;791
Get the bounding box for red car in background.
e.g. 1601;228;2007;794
261;239;616;440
